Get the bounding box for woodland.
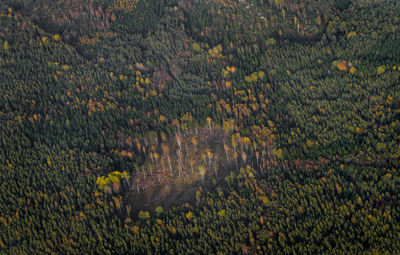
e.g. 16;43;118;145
0;0;400;254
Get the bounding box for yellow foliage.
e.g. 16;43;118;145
251;72;258;82
247;170;255;178
212;47;219;56
336;184;342;194
61;65;70;71
121;171;129;179
262;196;270;205
96;176;111;187
171;227;177;235
112;0;138;11
4;41;9;51
192;42;201;52
244;76;252;83
347;31;357;39
306;140;314;148
109;171;123;183
15;115;22;124
258;71;265;79
377;65;386;75
216;44;223;53
132;225;140;233
349;66;356;75
186;211;193;220
218;209;226;217
42;37;48;44
53;34;61;41
109;171;120;178
386;95;393;104
243;137;251;145
273;148;283;159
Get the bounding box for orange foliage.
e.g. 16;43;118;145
337;61;348;71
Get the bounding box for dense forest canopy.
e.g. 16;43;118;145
0;0;400;254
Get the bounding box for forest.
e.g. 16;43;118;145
0;0;399;254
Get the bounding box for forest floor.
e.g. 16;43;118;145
127;161;237;214
126;128;246;214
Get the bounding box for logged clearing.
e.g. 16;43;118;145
127;128;243;213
